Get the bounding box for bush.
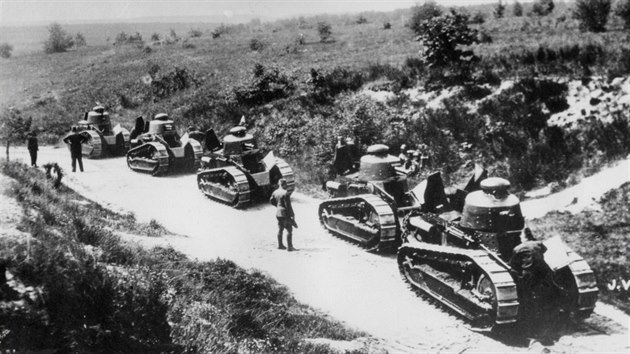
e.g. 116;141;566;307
150;32;160;41
383;22;392;29
43;23;74;53
415;12;479;68
574;0;612;32
317;22;332;42
74;32;86;47
494;0;506;18
356;15;368;24
188;28;203;38
532;0;555;16
233;63;294;106
249;38;265;51
470;11;486;24
115;31;143;45
513;1;524;16
616;0;630;28
409;1;442;34
0;42;13;58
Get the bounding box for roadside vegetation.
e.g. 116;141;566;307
0;161;366;353
529;182;630;315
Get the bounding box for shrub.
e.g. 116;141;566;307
616;0;630;28
74;32;86;47
470;11;486;24
409;1;443;34
115;31;143;45
383;22;392;29
249;38;265;51
150;32;160;41
415;11;479;68
233;63;294;106
532;0;555;16
317;22;332;42
188;28;202;38
43;23;74;53
1;107;32;160
151;67;202;99
574;0;612;32
0;42;13;58
513;1;524;16
356;15;368;24
211;24;229;39
494;0;506;18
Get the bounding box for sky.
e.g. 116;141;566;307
0;0;497;26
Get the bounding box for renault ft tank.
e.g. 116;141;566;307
126;114;203;176
196;126;295;208
318;144;411;250
397;173;598;328
71;106;130;158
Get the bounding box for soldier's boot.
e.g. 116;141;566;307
277;233;286;250
287;233;296;252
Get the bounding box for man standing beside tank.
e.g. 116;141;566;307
63;127;87;172
26;131;38;167
270;179;296;251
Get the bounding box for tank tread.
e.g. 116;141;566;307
275;159;295;192
565;249;598;317
81;130;103;159
398;243;519;327
319;194;397;249
127;142;170;176
197;166;251;208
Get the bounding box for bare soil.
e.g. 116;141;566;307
4;146;628;353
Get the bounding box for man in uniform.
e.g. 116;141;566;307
270;179;296;251
26;131;39;167
63;127;87;172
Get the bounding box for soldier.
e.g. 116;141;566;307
270;178;296;251
26;131;39;167
63;127;87;172
398;144;408;165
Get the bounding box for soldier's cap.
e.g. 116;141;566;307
279;178;287;185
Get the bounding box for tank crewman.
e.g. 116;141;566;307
270;178;296;251
26;131;39;167
510;241;566;343
398;144;408;165
63;127;87;172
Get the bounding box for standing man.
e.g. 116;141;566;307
270;179;296;251
26;131;39;167
63;127;87;172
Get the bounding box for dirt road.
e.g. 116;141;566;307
7;147;628;353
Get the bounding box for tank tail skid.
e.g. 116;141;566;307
557;249;599;318
398;244;519;327
126;142;170;176
197;166;251;208
81;130;103;159
319;194;398;249
275;159;295;192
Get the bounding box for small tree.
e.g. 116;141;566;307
383;22;392;29
616;0;630;29
409;1;443;33
74;32;86;47
513;1;524;17
356;15;368;24
43;23;74;53
494;0;506;18
0;42;13;58
151;32;160;41
317;22;332;42
1;107;32;160
532;0;555;16
574;0;612;32
470;11;486;24
416;12;479;67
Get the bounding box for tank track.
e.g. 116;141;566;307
319;194;398;249
558;248;599;318
197;166;251;208
398;243;519;327
275;159;295;193
81;130;103;159
126;142;170;176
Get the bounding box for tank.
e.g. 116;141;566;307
397;172;598;328
196;126;295;208
71;106;130;158
126;114;203;176
318;144;412;250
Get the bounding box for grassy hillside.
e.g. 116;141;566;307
0;160;367;353
0;4;628;192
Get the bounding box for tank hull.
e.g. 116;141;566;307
126;140;202;176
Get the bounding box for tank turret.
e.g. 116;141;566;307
460;177;524;232
357;144;399;181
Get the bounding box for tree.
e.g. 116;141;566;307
74;32;86;47
317;22;332;42
409;1;443;34
416;12;479;67
513;1;524;17
574;0;612;32
616;0;630;29
532;0;555;16
151;32;160;41
0;42;13;59
494;0;506;18
1;107;32;160
43;23;74;53
470;11;486;24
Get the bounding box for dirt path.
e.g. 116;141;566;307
5;147;629;353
